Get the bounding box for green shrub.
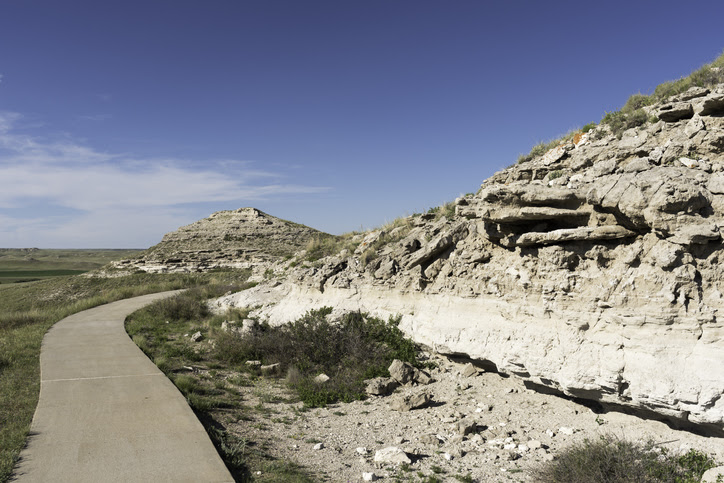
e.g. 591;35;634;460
136;285;245;323
214;308;421;406
549;170;564;181
601;107;649;139
623;93;653;111
676;449;719;480
581;122;596;133
536;435;717;483
427;202;455;219
146;293;210;321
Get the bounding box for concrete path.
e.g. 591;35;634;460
13;292;234;482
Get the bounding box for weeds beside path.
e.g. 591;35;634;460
124;290;428;481
0;269;251;483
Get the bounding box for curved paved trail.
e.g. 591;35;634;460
13;292;234;482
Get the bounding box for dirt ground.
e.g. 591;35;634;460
205;353;724;482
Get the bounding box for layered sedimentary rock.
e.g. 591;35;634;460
216;85;724;431
114;207;331;273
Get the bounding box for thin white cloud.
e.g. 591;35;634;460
78;114;112;121
0;112;330;247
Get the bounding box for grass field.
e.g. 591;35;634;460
0;270;88;284
0;249;142;284
0;249;251;483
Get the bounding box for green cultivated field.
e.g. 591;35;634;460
0;249;142;281
0;249;142;284
0;270;88;284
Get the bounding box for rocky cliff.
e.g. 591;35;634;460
114;207;333;273
216;83;724;432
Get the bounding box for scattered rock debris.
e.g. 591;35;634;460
209;353;724;482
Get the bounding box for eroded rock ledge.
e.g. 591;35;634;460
113;207;330;273
217;85;724;432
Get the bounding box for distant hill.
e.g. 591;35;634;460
114;207;333;273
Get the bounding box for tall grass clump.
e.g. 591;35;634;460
602;50;724;138
214;308;421;407
357;215;416;267
303;235;343;262
600;93;654;139
652;51;724;100
517;129;581;164
427;201;456;221
536;435;717;483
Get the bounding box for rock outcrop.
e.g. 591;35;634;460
216;84;724;432
113;207;332;273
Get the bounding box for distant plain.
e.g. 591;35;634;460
0;249;142;283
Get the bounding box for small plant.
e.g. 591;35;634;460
517;130;579;164
303;234;345;262
601;107;650;139
548;170;564;181
360;247;378;267
426;201;455;219
581;122;597;133
453;474;475;483
676;449;718;479
420;475;443;483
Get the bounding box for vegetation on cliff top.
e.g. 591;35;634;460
518;50;724;161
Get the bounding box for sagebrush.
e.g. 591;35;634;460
214;308;421;406
536;435;717;483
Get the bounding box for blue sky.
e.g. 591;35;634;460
1;1;722;248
